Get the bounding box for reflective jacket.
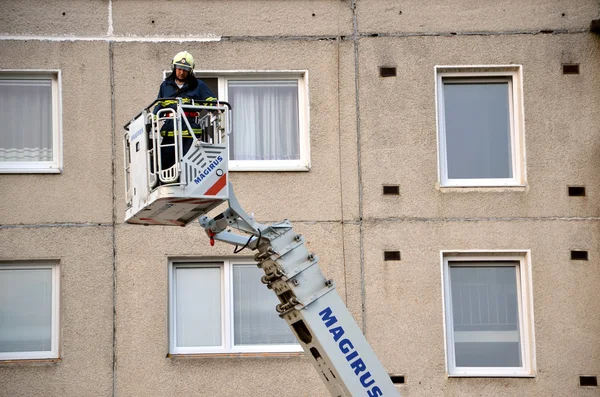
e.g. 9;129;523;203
157;75;216;103
154;74;217;135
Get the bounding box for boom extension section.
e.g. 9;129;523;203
201;187;400;397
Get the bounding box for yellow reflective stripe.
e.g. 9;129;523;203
160;129;204;137
160;98;192;106
201;97;219;106
159;97;218;107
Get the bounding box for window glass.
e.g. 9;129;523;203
228;80;300;161
436;67;525;187
449;264;521;368
232;264;297;346
443;81;512;179
0;268;52;353
174;266;222;347
170;260;300;354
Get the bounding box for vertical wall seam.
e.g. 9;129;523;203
108;5;116;396
108;41;117;397
335;35;348;305
351;0;366;335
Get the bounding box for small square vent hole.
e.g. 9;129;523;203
379;67;397;77
563;64;580;74
390;375;405;384
568;186;586;197
580;376;598;387
571;250;588;261
384;251;401;261
383;185;400;195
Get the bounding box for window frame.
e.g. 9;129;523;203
0;261;60;360
0;70;63;174
194;70;310;172
441;251;536;377
435;65;525;187
168;258;302;355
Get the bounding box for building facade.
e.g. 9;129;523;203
1;1;600;396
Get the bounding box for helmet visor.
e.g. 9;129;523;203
174;64;192;72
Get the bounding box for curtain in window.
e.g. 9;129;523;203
0;79;53;162
175;266;222;347
0;268;52;353
450;264;522;367
232;264;296;345
228;80;299;161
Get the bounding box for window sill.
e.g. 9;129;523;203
439;185;527;193
0;358;61;366
0;168;62;174
229;159;310;172
167;352;304;359
229;165;310;172
447;372;535;378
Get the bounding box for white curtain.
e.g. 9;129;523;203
0;79;53;162
0;268;52;353
174;266;222;347
232;264;296;345
228;80;300;161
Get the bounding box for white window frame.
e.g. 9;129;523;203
0;261;60;360
0;70;63;173
441;250;536;377
435;65;526;187
194;70;310;172
169;258;302;355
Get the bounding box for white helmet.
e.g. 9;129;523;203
172;51;194;72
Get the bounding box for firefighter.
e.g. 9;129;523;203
154;51;218;175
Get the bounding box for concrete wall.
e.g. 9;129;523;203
0;40;113;225
1;0;599;396
0;227;114;397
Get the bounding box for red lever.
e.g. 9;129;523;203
207;230;216;247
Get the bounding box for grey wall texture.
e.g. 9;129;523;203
1;1;600;396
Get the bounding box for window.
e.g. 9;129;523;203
442;252;536;376
0;262;60;360
0;71;62;173
195;71;310;171
169;259;301;354
435;66;525;187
